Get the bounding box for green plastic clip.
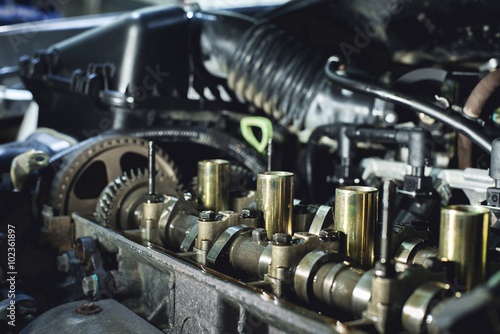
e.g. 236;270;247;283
240;117;273;153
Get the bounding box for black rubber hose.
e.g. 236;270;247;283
122;126;267;174
305;124;341;203
196;10;257;77
324;57;492;154
227;23;327;130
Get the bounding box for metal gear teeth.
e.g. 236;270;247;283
96;173;134;225
49;136;181;215
95;167;181;227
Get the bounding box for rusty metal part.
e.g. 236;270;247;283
458;69;500;169
257;171;294;240
334;186;378;269
75;237;103;269
75;302;103;315
95;169;180;230
439;205;490;291
50;136;180;215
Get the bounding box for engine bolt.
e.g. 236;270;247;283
82;275;98;298
75;302;102;315
241;208;257;219
199;210;216;221
272;233;291;246
252;228;267;243
319;229;339;242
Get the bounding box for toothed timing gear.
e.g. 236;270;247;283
96;169;180;229
49;136;181;215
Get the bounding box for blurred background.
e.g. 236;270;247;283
0;0;289;23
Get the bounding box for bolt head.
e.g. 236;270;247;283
199;210;215;221
56;253;70;273
82;276;97;298
384;111;397;124
319;229;339;242
241;208;257;219
75;302;102;315
252;228;267;243
272;233;291;246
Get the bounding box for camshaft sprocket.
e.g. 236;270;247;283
49;136;181;215
96;169;179;229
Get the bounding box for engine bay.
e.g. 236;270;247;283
2;1;500;333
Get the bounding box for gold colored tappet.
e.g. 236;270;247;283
335;186;378;269
257;171;294;240
439;205;489;291
198;159;230;213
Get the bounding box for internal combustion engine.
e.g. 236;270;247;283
2;0;500;333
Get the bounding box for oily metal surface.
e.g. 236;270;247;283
73;213;339;334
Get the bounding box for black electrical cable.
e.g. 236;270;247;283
324;57;492;154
